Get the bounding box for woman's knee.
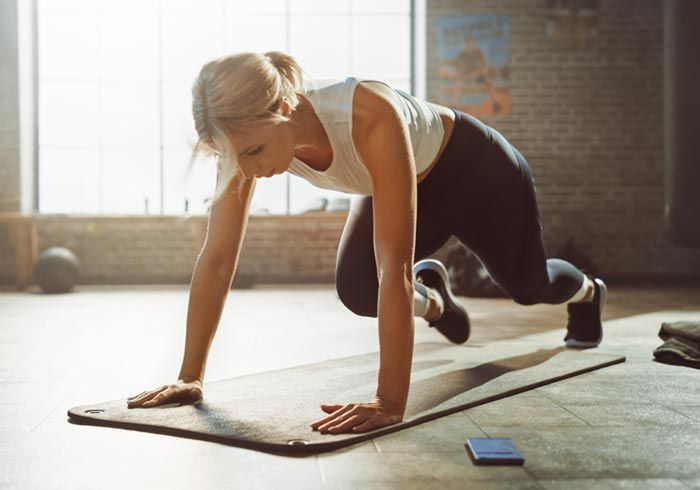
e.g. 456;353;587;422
511;291;541;306
335;268;378;318
335;196;377;317
508;282;545;305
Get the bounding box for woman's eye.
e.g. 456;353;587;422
247;146;263;156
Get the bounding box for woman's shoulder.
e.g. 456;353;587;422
352;79;405;130
349;81;403;151
305;76;391;98
302;77;352;95
303;76;412;130
353;81;397;115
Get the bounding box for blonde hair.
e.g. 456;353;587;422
185;51;307;204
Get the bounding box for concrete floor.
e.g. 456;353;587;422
1;283;699;489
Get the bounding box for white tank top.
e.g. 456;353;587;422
286;77;446;196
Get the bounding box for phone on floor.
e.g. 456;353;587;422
465;438;525;465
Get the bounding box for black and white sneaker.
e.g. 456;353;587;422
564;277;607;348
413;259;471;344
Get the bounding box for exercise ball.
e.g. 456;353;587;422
34;247;80;294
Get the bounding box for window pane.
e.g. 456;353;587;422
162;14;225;81
99;0;158;14
290;16;351;78
289;175;351;214
224;15;287;54
383;79;412;93
39;148;101;214
38;0;97;15
289;0;350;14
353;15;410;80
39;81;99;147
251;175;288;215
352;0;410;14
226;0;286;15
38;14;99;80
162;80;197;148
38;2;413;216
163;0;223;14
101;148;160;214
162;145;216;215
99;14;159;81
100;81;160;148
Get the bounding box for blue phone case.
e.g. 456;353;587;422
465;438;525;465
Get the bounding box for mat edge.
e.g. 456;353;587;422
66;353;626;454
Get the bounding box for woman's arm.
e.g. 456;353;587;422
354;84;418;415
311;84;417;433
178;169;257;383
177;257;237;383
128;169;256;409
310;82;418;435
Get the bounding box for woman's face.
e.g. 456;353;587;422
229;120;296;179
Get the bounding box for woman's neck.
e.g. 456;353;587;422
292;94;331;166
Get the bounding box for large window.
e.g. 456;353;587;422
38;0;413;215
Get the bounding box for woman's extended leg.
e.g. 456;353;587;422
441;123;582;304
448;124;606;346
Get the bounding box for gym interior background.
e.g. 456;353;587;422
2;0;700;489
3;0;699;285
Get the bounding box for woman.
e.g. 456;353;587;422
126;51;606;436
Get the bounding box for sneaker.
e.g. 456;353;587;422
413;259;471;344
564;277;607;348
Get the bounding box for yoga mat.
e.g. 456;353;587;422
67;342;625;453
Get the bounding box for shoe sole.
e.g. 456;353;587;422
413;259;470;344
565;278;606;348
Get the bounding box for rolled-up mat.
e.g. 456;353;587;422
67;342;625;453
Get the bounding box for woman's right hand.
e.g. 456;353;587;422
127;379;203;409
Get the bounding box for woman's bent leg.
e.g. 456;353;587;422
335;195;451;318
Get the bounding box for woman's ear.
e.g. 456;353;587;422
278;96;293;117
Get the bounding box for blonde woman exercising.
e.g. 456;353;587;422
127;51;606;435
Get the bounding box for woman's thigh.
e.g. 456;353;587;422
450;132;550;301
335;194;452;317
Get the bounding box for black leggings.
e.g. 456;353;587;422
335;109;585;318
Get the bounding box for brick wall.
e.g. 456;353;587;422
1;0;699;287
426;0;700;278
0;213;347;286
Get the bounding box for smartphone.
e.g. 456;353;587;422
465;438;525;465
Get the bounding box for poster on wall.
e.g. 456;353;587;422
545;0;599;49
436;14;510;117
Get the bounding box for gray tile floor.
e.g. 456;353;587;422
1;284;699;489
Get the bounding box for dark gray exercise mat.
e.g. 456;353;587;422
67;343;625;453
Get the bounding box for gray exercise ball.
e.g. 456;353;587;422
34;247;80;294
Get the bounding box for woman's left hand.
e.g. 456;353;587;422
309;398;404;434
